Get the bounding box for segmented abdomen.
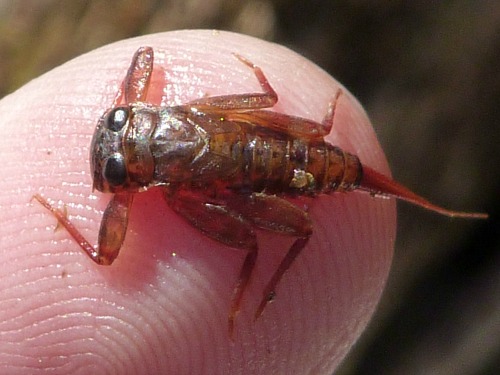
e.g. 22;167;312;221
229;132;363;195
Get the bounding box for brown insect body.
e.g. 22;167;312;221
34;47;487;336
93;103;363;196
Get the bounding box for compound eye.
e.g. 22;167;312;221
103;153;127;187
105;107;129;132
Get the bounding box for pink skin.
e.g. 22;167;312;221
0;31;395;374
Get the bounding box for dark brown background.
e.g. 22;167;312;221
1;2;498;374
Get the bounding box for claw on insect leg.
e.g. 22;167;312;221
254;236;310;320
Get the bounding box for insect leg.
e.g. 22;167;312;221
113;46;154;106
318;88;342;135
32;193;133;265
254;237;310;320
96;193;134;264
225;193;313;319
224;89;343;139
164;189;259;337
226;193;313;236
184;56;278;111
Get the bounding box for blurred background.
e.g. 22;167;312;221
0;1;497;374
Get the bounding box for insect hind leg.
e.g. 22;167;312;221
254;236;310;320
164;188;259;337
225;193;313;320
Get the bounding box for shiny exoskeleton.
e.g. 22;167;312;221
34;47;487;336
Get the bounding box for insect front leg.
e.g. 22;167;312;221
164;188;259;337
113;46;154;106
33;193;133;265
96;193;134;265
184;55;278;111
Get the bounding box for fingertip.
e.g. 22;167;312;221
0;30;396;374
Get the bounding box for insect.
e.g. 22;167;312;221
34;46;487;335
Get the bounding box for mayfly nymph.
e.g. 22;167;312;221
34;47;487;335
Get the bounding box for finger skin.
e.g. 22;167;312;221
0;30;395;374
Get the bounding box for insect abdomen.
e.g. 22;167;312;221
305;142;363;194
309;143;363;193
235;133;362;195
